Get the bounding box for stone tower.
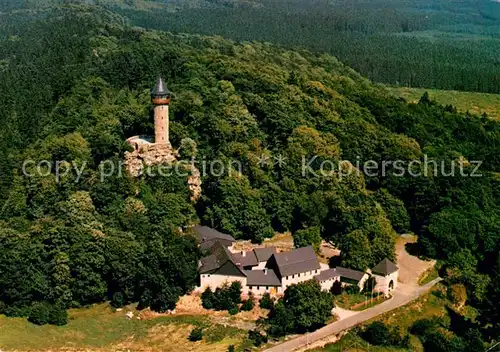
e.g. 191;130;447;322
124;77;201;201
151;77;171;145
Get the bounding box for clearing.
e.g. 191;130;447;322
0;303;252;352
388;86;500;120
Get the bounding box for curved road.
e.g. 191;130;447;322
263;278;442;352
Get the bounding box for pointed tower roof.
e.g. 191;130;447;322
371;258;398;276
151;77;170;97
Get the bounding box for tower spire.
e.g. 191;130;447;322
151;77;171;145
151;77;170;98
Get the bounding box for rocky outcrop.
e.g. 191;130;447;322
124;143;177;177
187;165;201;202
124;141;201;202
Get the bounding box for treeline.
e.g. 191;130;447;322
0;6;498;348
109;0;500;93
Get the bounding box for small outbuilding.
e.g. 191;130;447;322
370;258;399;296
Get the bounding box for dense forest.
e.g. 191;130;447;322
0;2;499;350
102;0;500;94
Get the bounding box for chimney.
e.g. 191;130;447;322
264;269;268;275
241;251;246;257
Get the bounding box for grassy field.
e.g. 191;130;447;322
0;304;250;351
316;332;416;352
388;87;500;120
334;292;386;311
418;267;440;286
316;283;451;352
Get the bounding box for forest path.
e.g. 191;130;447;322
396;234;436;286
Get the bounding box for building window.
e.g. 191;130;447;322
257;286;260;290
298;273;301;277
292;275;295;279
249;286;253;290
266;286;269;290
208;275;211;277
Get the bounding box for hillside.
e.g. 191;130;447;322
0;3;499;351
3;1;500;94
104;0;500;94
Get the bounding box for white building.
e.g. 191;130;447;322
195;226;399;298
315;267;369;292
265;246;322;293
370;258;399;296
315;258;399;297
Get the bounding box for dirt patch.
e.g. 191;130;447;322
232;232;294;253
263;232;294;251
396;235;436;285
112;323;239;352
320;241;340;259
139;294;213;320
141;293;266;331
176;294;206;315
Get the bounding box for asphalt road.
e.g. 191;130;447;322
263;278;442;352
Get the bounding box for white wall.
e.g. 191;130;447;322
199;274;247;292
373;271;399;296
318;277;340;291
280;269;321;291
246;285;281;296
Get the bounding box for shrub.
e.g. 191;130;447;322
28;302;51;325
227;345;235;352
241;294;254;311
111;292;125;308
201;287;215;309
449;283;467;309
189;327;203;341
248;329;268;347
228;281;242;304
410;317;441;336
259;292;274;309
48;304;68;326
330;281;342;295
362;321;391;346
214;286;234;310
344;285;359;294
210;282;242;311
228;306;239;315
422;329;465;351
0;301;5;314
